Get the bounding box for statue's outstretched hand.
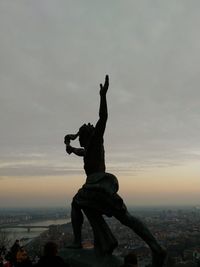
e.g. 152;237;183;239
100;75;109;96
66;145;73;154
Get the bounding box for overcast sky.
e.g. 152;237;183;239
0;1;200;207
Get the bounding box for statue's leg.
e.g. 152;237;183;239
69;199;83;248
83;208;118;256
114;211;166;267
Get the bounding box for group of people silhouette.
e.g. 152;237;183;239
0;240;69;267
1;239;139;267
0;239;32;267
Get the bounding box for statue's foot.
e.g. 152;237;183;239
152;248;167;267
66;242;82;249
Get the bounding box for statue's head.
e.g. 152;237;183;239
78;123;94;147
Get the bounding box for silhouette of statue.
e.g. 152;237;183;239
64;75;166;267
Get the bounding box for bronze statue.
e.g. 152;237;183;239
64;75;166;267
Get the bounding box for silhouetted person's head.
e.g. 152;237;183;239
43;242;58;257
123;251;138;267
79;123;94;147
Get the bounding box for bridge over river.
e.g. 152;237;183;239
0;225;50;232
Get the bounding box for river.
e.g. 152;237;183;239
4;218;71;246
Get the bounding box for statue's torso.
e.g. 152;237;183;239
83;136;105;176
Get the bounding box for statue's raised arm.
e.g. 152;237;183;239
94;75;109;139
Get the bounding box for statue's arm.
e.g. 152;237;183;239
66;145;85;157
94;75;109;137
64;133;85;157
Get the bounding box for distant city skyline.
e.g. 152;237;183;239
0;1;200;207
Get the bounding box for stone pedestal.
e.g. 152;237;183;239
59;248;123;267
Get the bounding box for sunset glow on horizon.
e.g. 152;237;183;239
0;161;199;208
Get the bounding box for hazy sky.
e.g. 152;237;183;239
0;1;200;207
